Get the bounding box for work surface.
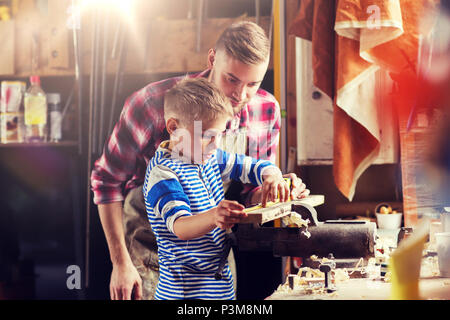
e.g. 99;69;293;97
267;276;450;300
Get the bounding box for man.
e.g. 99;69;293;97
91;21;309;300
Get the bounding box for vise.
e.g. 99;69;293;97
235;196;376;259
214;196;377;280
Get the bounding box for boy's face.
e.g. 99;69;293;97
171;116;228;165
208;50;269;115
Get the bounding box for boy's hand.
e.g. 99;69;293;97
261;170;290;207
213;200;246;229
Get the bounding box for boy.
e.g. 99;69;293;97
143;78;289;299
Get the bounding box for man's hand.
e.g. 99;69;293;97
283;173;310;200
98;202;143;300
213;200;246;229
110;260;142;300
261;171;290;207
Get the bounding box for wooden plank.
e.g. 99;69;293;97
126;16;272;74
0;20;15;75
273;0;283;173
47;0;70;69
14;0;38;76
11;12;272;77
285;0;301;168
241;195;325;224
8;0;275;77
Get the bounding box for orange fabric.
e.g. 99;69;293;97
364;0;439;73
289;0;336;99
290;0;438;202
336;0;399;21
333;103;379;198
333;0;405;200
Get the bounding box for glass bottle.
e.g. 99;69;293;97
47;93;62;142
24;76;47;142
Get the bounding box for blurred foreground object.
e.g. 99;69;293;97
420;2;450;209
389;219;430;300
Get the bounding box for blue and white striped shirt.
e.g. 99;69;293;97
143;141;277;300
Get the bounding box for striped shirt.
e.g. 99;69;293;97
143;142;278;300
91;69;281;206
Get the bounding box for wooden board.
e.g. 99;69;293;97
126;16;272;74
240;195;324;224
285;0;300;169
9;10;273;77
0;20;15;75
47;0;70;69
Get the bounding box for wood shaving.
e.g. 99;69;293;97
333;268;350;283
297;267;324;279
301;230;311;239
282;212;310;228
282;212;311;238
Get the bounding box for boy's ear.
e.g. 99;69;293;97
166;118;178;135
207;48;216;69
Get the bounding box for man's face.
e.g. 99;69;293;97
208;50;269;115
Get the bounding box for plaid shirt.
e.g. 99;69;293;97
91;69;281;205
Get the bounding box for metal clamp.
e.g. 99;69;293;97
319;254;336;293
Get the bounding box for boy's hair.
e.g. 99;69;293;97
164;78;233;125
215;21;270;65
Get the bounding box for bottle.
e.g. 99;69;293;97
24;76;47;142
47;93;62;142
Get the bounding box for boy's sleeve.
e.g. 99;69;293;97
143;166;191;234
216;149;280;186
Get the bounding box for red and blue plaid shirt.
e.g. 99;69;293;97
91;69;281;205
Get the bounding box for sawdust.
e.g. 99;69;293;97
276;256;352;297
281;212;311;238
297;266;324;279
333;268;350;283
276;280;338;297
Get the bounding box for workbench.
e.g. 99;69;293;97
266;276;450;300
264;220;450;300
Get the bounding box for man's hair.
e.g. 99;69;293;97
215;21;270;65
164;78;233;125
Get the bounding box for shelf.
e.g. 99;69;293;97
0;141;79;148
